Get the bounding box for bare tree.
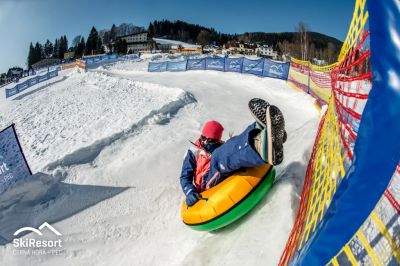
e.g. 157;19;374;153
197;30;211;52
296;22;310;61
326;42;336;64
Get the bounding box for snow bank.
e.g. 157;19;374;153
0;70;195;172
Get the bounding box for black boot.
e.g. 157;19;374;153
249;98;286;165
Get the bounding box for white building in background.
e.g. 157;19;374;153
152;38;201;53
119;32;150;53
255;45;278;60
312;58;327;66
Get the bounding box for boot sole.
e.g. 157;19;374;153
268;105;285;165
248;98;270;128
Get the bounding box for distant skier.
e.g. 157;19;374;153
180;98;286;206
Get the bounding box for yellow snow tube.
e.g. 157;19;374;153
181;164;275;230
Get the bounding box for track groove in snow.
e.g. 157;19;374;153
46;92;196;170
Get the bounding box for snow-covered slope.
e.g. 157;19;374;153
0;60;320;266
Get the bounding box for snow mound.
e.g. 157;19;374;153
0;70;195;172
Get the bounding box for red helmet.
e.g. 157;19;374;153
201;121;224;141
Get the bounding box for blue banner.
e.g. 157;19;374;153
122;54;139;60
48;70;58;78
38;74;48;82
5;87;18;98
17;81;29;92
225;57;243;73
83;54;119;65
147;56;290;81
263;59;290;80
28;77;38;87
205;57;225;71
167;61;187;72
0;125;32;194
5;70;58;98
242;58;264;76
85;58;94;64
186;58;206;70
148;62;167;72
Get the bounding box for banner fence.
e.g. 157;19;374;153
148;56;291;80
5;70;59;98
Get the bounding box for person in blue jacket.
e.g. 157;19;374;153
180;98;286;206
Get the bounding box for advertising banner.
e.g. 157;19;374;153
38;74;49;82
0;125;32;194
186;58;206;70
17;81;29;92
166;61;187;72
5;71;58;98
242;58;264;76
29;77;38;87
262;59;290;80
5;87;18;98
225;57;244;73
148;62;167;72
205;57;225;71
48;70;58;78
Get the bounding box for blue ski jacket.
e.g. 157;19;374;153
180;123;266;195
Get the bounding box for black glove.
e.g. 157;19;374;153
186;191;201;207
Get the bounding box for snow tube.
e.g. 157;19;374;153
181;164;275;231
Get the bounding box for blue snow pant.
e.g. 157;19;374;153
201;123;266;190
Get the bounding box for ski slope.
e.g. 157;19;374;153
0;59;320;266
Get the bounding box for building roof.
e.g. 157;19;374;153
152;38;201;49
118;31;148;38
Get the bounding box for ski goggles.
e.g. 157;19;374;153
200;135;220;144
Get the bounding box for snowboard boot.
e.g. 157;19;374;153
252;105;286;165
249;98;287;144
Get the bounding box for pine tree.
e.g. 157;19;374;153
53;38;59;58
110;24;117;42
74;37;85;58
85;26;104;55
27;42;35;67
58;36;68;59
44;39;53;58
33;42;42;64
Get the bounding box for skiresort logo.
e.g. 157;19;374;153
209;61;221;66
270;64;284;75
12;222;64;256
13;222;62;237
0;153;12;186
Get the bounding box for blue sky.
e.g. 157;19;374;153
0;0;354;73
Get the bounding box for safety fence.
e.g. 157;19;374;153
5;69;59;98
287;58;337;108
77;54;140;70
279;0;400;265
148;57;291;80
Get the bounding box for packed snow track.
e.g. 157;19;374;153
0;59;320;266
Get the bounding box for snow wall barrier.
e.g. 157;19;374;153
0;124;32;194
5;69;59;98
148;57;290;80
279;0;400;265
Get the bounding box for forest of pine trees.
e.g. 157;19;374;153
25;26;105;69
